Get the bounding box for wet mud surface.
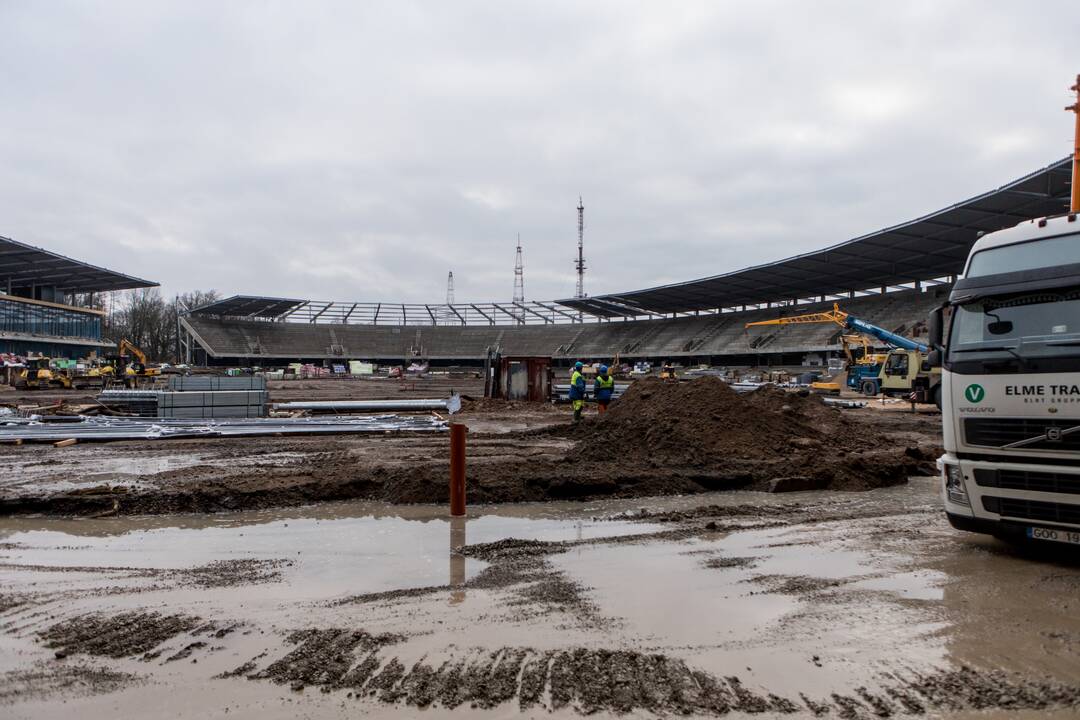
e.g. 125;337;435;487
0;378;941;517
2;483;1079;718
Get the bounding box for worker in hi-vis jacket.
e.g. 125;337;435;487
594;365;614;414
569;361;586;423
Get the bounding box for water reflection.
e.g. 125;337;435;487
449;515;466;604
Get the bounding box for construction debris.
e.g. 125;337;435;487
270;394;461;414
0;414;447;443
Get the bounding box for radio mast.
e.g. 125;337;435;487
575;197;586;299
513;235;525;324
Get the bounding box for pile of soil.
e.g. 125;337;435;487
573;377;935;492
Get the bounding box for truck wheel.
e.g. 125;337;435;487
931;385;942;410
860;380;878;397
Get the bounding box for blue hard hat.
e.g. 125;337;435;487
574;361;583;370
599;365;609;374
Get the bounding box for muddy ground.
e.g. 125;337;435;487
9;376;1048;719
0;377;942;516
1;485;1079;719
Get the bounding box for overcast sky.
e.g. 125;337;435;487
2;1;1078;304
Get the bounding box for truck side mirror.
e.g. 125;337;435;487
925;349;942;369
928;306;944;350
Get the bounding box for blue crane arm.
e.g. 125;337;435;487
844;316;927;353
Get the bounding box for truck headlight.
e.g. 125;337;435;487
944;464;969;506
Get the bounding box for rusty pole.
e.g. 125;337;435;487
449;423;466;516
1068;74;1080;212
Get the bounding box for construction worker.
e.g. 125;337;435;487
594;364;614;414
569;361;586;423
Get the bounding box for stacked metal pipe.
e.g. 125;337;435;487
0;414;447;443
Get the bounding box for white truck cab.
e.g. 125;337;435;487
928;212;1080;544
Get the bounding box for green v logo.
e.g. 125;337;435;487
964;384;985;403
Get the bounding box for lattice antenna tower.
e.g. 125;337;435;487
575;197;586;299
513;234;525;304
446;271;455;305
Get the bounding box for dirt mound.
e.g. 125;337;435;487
580;377;847;462
573;377;930;491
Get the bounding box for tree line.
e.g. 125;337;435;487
81;289;221;363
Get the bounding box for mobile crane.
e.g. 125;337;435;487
745;303;941;405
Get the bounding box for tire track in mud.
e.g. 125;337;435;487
0;664;136;705
37;611;242;662
220;631;1080;717
40;612;203;659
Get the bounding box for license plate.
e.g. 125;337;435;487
1028;526;1080;545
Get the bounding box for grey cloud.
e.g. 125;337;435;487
1;1;1077;303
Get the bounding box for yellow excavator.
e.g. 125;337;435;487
105;339;161;388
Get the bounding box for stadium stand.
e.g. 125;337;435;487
179;157;1071;367
182;285;949;365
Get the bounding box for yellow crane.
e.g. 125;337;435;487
745;303;940;403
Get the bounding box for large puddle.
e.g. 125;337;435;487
0;501;664;601
5;483;1080;718
0;485;940;602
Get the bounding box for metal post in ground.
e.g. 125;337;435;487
449;515;466;604
449;423;466;516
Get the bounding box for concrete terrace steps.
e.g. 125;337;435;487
183;286;950;362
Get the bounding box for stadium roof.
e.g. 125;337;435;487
189;295;592;325
559;157;1074;316
0;235;158;294
190;295;308;318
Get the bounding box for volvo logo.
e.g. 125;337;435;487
1046;427;1063;442
964;384;985;403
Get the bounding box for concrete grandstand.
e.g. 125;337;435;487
179;157;1072;367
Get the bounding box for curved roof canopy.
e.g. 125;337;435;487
0;235;158;294
559;157;1073;316
190;295;308;318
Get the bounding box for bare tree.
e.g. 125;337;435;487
102;288;220;362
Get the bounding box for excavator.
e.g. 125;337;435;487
103;339;161;388
745;303;941;406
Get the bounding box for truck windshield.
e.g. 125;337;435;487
966;232;1080;277
948;290;1080;362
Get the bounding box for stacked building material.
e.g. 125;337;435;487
97;389;160;416
98;376;269;418
157;389;267;418
0;414;447;443
167;376;266;391
271;394;461;414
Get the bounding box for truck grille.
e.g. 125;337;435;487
964;418;1080;450
973;468;1080;496
982;496;1080;525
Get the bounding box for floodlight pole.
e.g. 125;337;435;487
1068;73;1080;212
